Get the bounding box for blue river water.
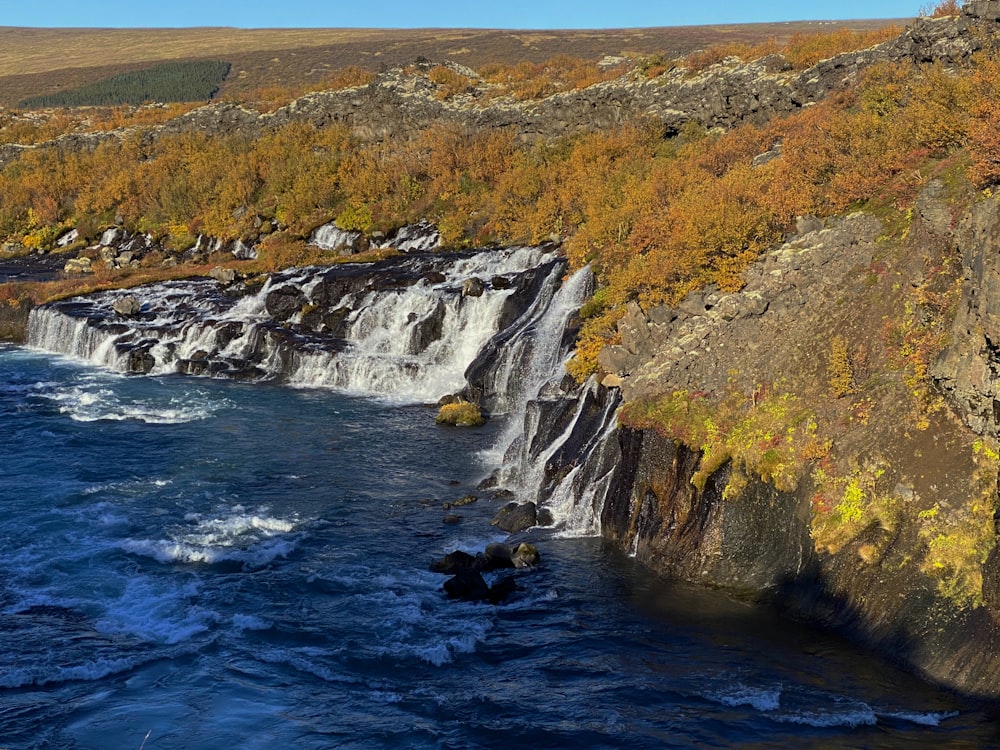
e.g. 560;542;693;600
0;343;996;748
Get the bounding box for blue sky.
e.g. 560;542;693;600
3;1;926;28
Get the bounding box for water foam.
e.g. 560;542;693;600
94;577;215;645
0;655;153;689
709;683;782;712
27;246;563;407
775;706;878;728
122;507;301;569
44;383;225;424
877;709;960;727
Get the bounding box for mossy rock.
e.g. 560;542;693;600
435;400;486;427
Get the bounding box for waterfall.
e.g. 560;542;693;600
27;244;621;537
469;264;592;415
309;223;362;252
463;263;625;537
27;247;562;404
489;373;621;536
478;264;592;464
541;383;622;536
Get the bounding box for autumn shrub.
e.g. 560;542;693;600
428;65;474;99
0;114;80;146
783;27;901;69
2;46;996;386
480;55;621;101
922;0;963;17
681;25;900;75
435;400;486;426
326;66;376;90
685;40;780;73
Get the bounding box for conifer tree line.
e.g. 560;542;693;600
19;61;231;108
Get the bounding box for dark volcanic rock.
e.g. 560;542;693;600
264;285;308;322
407;298;446;354
491;502;538;533
601;428;816;591
430;550;480;575
487;576;518;604
443;570;490;601
483;542;515;569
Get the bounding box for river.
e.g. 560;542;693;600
0;344;995;749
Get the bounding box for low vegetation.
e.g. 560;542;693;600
619;384;829;495
3;46;998;381
435;401;486;427
679;25;902;74
18;61;231;107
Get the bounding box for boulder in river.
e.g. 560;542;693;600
430;550;480;575
442;570;519;604
444;570;490;601
511;542;540;569
112;295;142;317
462;277;485;297
491;501;538;533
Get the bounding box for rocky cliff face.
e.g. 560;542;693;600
583;170;1000;697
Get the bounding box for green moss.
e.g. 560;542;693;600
578;288;608;320
810;460;900;556
335;204;373;233
620;384;828;494
915;437;1000;608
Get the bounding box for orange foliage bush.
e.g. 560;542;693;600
480;55;622;100
682;25;901;74
428;65;474;99
924;0;963;17
326;66;376;90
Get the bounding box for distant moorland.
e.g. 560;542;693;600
0;21;906;107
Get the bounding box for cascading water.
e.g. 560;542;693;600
27;246;561;404
27;244;619;537
309;223;362;251
465;263;626;535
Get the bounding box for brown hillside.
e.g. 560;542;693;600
0;21;906;107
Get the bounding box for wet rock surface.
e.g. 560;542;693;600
29;244;564;387
432;541;539;604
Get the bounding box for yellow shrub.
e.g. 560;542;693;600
435;401;486;427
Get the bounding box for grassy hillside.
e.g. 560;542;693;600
0;21;905;107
